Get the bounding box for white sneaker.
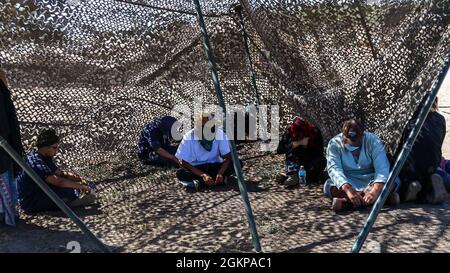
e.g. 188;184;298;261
178;180;199;192
404;181;422;202
426;174;448;204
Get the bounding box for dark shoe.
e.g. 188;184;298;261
284;174;299;188
276;173;287;185
426;174;448;204
224;175;237;185
386;192;400;206
184;186;197;193
331;198;351;212
403;181;422;202
222;176;228;186
179;180;200;192
194;180;200;191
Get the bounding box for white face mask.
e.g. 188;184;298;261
344;143;360;152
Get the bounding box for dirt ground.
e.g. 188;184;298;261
1;72;449;253
1;141;449;253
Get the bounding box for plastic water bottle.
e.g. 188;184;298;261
298;166;306;186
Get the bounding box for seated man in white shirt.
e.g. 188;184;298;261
175;112;240;191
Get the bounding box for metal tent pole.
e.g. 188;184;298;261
235;4;262;106
355;0;378;60
192;0;262;252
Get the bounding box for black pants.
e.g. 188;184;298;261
21;186;78;214
176;161;242;186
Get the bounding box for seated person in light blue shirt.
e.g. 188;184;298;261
175;112;240;192
323;119;400;211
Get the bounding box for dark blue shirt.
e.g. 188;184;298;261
137;119;171;160
17;151;58;210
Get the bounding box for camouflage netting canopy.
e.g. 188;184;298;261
0;0;449;169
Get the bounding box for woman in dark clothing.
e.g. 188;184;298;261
277;116;326;187
398;97;448;204
0;69;24;226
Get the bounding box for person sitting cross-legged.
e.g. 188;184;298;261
175;112;240;192
17;129;96;213
276;116;326;188
323;119;400;212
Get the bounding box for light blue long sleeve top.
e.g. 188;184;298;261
326;132;390;190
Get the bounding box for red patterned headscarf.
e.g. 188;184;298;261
288;116;317;146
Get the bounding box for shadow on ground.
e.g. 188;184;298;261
1;143;449;253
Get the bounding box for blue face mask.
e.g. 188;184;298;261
347;130;358;139
344;143;360;152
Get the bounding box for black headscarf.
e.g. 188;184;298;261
0;80;24;175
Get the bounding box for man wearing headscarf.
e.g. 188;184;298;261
175;112;239;192
137;116;180;168
0;69;23;226
277;116;326;187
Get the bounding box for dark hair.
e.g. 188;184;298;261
341;118;364;139
159;116;177;134
431;97;439;112
36;128;60;148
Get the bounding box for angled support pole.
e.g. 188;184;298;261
0;136;110;253
192;0;262;252
355;0;378;60
351;51;450;253
234;4;262;106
